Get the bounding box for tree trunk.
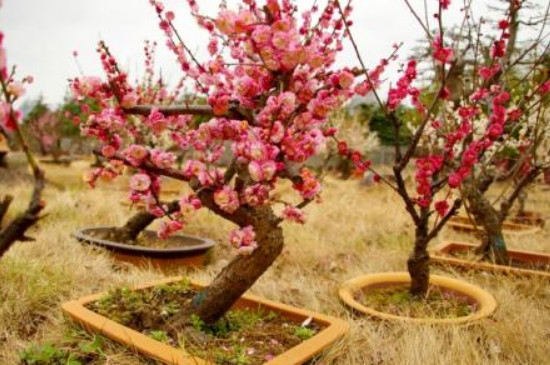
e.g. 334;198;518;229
517;190;527;216
0;195;13;228
462;178;509;264
108;200;179;243
190;205;283;324
107;211;158;243
475;230;508;265
504;2;519;67
90;154;103;168
0;170;45;259
407;235;430;297
0;152;7;168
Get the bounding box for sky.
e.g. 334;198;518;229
0;0;515;106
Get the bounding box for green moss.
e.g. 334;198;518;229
19;330;106;365
148;330;170;343
359;285;476;319
87;280;322;365
293;326;317;340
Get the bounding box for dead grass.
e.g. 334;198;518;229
1;159;550;364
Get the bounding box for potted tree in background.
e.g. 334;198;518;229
0;5;46;259
335;0;550;323
24;98;69;164
423;0;550;277
70;41;216;270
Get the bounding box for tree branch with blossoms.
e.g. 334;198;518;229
74;0;359;324
0;18;46;257
332;0;550;294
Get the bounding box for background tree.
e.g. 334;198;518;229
0;5;45;258
430;0;550;263
24;98;64;160
336;0;550;295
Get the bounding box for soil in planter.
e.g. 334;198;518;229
356;285;477;319
89;229;183;249
448;249;550;272
87;279;322;365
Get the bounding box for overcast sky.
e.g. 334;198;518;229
0;0;517;106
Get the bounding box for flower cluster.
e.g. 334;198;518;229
432;35;454;64
345;2;549;218
229;226;258;255
388;60;418;110
0;30;30;132
73;0;357;252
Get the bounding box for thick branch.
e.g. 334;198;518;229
0;170;45;258
194;187;260;228
94;150;191;182
393;165;421;225
125;104;214;117
500;167;540;219
112;200;181;243
426;198;462;242
0;195;13;227
123;103;248;121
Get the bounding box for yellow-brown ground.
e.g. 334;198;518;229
1;158;549;364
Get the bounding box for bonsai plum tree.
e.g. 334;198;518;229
410;0;550;264
72;0;358;324
0;4;46;258
335;0;550;295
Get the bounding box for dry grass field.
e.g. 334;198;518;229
1;158;550;364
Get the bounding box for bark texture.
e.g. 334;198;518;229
108;200;180;243
462;179;509;264
407;223;430;297
0;195;13;227
0;169;45;259
190;204;283;324
0;152;6;168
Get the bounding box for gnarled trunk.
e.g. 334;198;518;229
108;211;158;243
108;200;180;243
468;181;509;264
0;170;45;259
516;190;527;216
476;230;508;265
463;180;509;264
191;205;283;324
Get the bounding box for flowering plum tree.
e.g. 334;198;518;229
335;0;550;294
419;0;550;264
449;2;550;264
400;1;550;265
0;3;45;258
24;98;65;161
73;0;358;323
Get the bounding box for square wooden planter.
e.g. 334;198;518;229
62;277;349;365
430;241;550;279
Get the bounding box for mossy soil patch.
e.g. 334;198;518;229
89;229;186;249
356;284;477;319
87;279;322;365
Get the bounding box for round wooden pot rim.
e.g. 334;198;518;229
339;272;497;324
73;226;215;258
